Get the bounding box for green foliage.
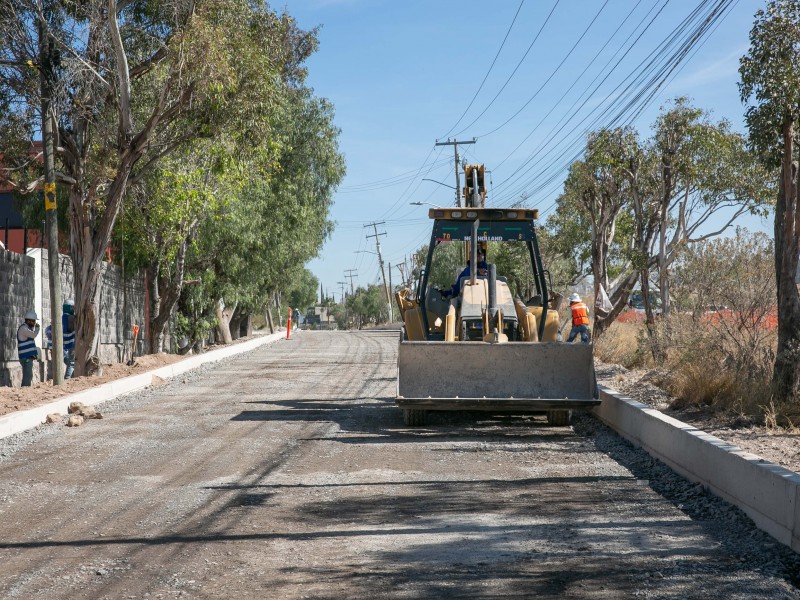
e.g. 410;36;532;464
286;269;320;312
345;284;389;328
739;0;800;168
420;242;464;290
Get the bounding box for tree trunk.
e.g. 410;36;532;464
69;147;139;375
593;270;640;338
265;307;275;334
146;262;162;354
772;121;800;403
215;302;234;344
229;307;244;341
147;238;189;354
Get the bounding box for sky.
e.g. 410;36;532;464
279;0;770;302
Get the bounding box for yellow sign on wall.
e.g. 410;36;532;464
44;182;56;210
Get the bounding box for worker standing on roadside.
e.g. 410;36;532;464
62;299;76;379
17;310;40;386
567;293;591;343
293;307;301;330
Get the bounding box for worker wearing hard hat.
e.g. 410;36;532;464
63;299;76;379
17;310;40;386
567;293;591;343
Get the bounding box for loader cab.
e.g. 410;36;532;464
409;207;551;342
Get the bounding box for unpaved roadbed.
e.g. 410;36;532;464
0;331;797;598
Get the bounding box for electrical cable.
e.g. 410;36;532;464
438;0;526;139
475;0;612;139
451;0;561;137
490;0;660;172
493;0;726;205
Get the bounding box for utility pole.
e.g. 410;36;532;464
39;14;64;385
337;281;349;328
396;262;406;289
364;221;393;322
344;269;357;295
435;138;476;207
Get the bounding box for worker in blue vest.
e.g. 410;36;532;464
17;310;40;387
63;299;76;379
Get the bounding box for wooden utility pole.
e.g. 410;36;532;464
435;138;476;207
365;222;392;322
39;15;64;384
344;269;357;295
388;263;393;307
396;263;406;289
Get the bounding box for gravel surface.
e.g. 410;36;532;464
0;331;797;599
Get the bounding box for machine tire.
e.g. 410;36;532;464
403;408;428;426
546;409;572;426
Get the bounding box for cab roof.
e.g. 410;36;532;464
428;207;538;221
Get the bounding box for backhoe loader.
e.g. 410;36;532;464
395;206;598;426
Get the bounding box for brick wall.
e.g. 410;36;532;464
1;249;147;386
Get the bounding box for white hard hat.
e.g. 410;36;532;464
24;310;38;321
569;293;581;303
64;298;74;306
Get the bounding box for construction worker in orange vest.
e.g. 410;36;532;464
567;293;591;343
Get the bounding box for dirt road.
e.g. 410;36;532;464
0;330;797;599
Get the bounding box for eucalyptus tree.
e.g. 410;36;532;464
740;0;800;403
0;0;316;373
551;128;640;337
549;102;770;339
181;90;343;345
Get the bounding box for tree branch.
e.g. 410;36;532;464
107;0;133;136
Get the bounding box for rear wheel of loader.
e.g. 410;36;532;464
403;408;428;426
546;410;572;426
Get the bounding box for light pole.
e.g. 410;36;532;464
422;178;456;190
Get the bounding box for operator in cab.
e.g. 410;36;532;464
445;249;488;298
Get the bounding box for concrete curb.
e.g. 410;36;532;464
0;331;289;441
593;385;800;553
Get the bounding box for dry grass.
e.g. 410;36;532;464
594;320;650;369
596;313;778;421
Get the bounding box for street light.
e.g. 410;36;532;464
354;250;378;255
409;201;441;208
422;178;456;190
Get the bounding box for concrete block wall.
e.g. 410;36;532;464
1;249;146;386
0;250;36;385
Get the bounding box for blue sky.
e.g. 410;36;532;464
280;0;769;301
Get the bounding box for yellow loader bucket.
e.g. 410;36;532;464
396;341;598;411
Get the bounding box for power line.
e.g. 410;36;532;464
451;0;561;137
493;0;730;206
438;0;526;139
474;0;613;139
337;156;451;192
490;0;658;172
